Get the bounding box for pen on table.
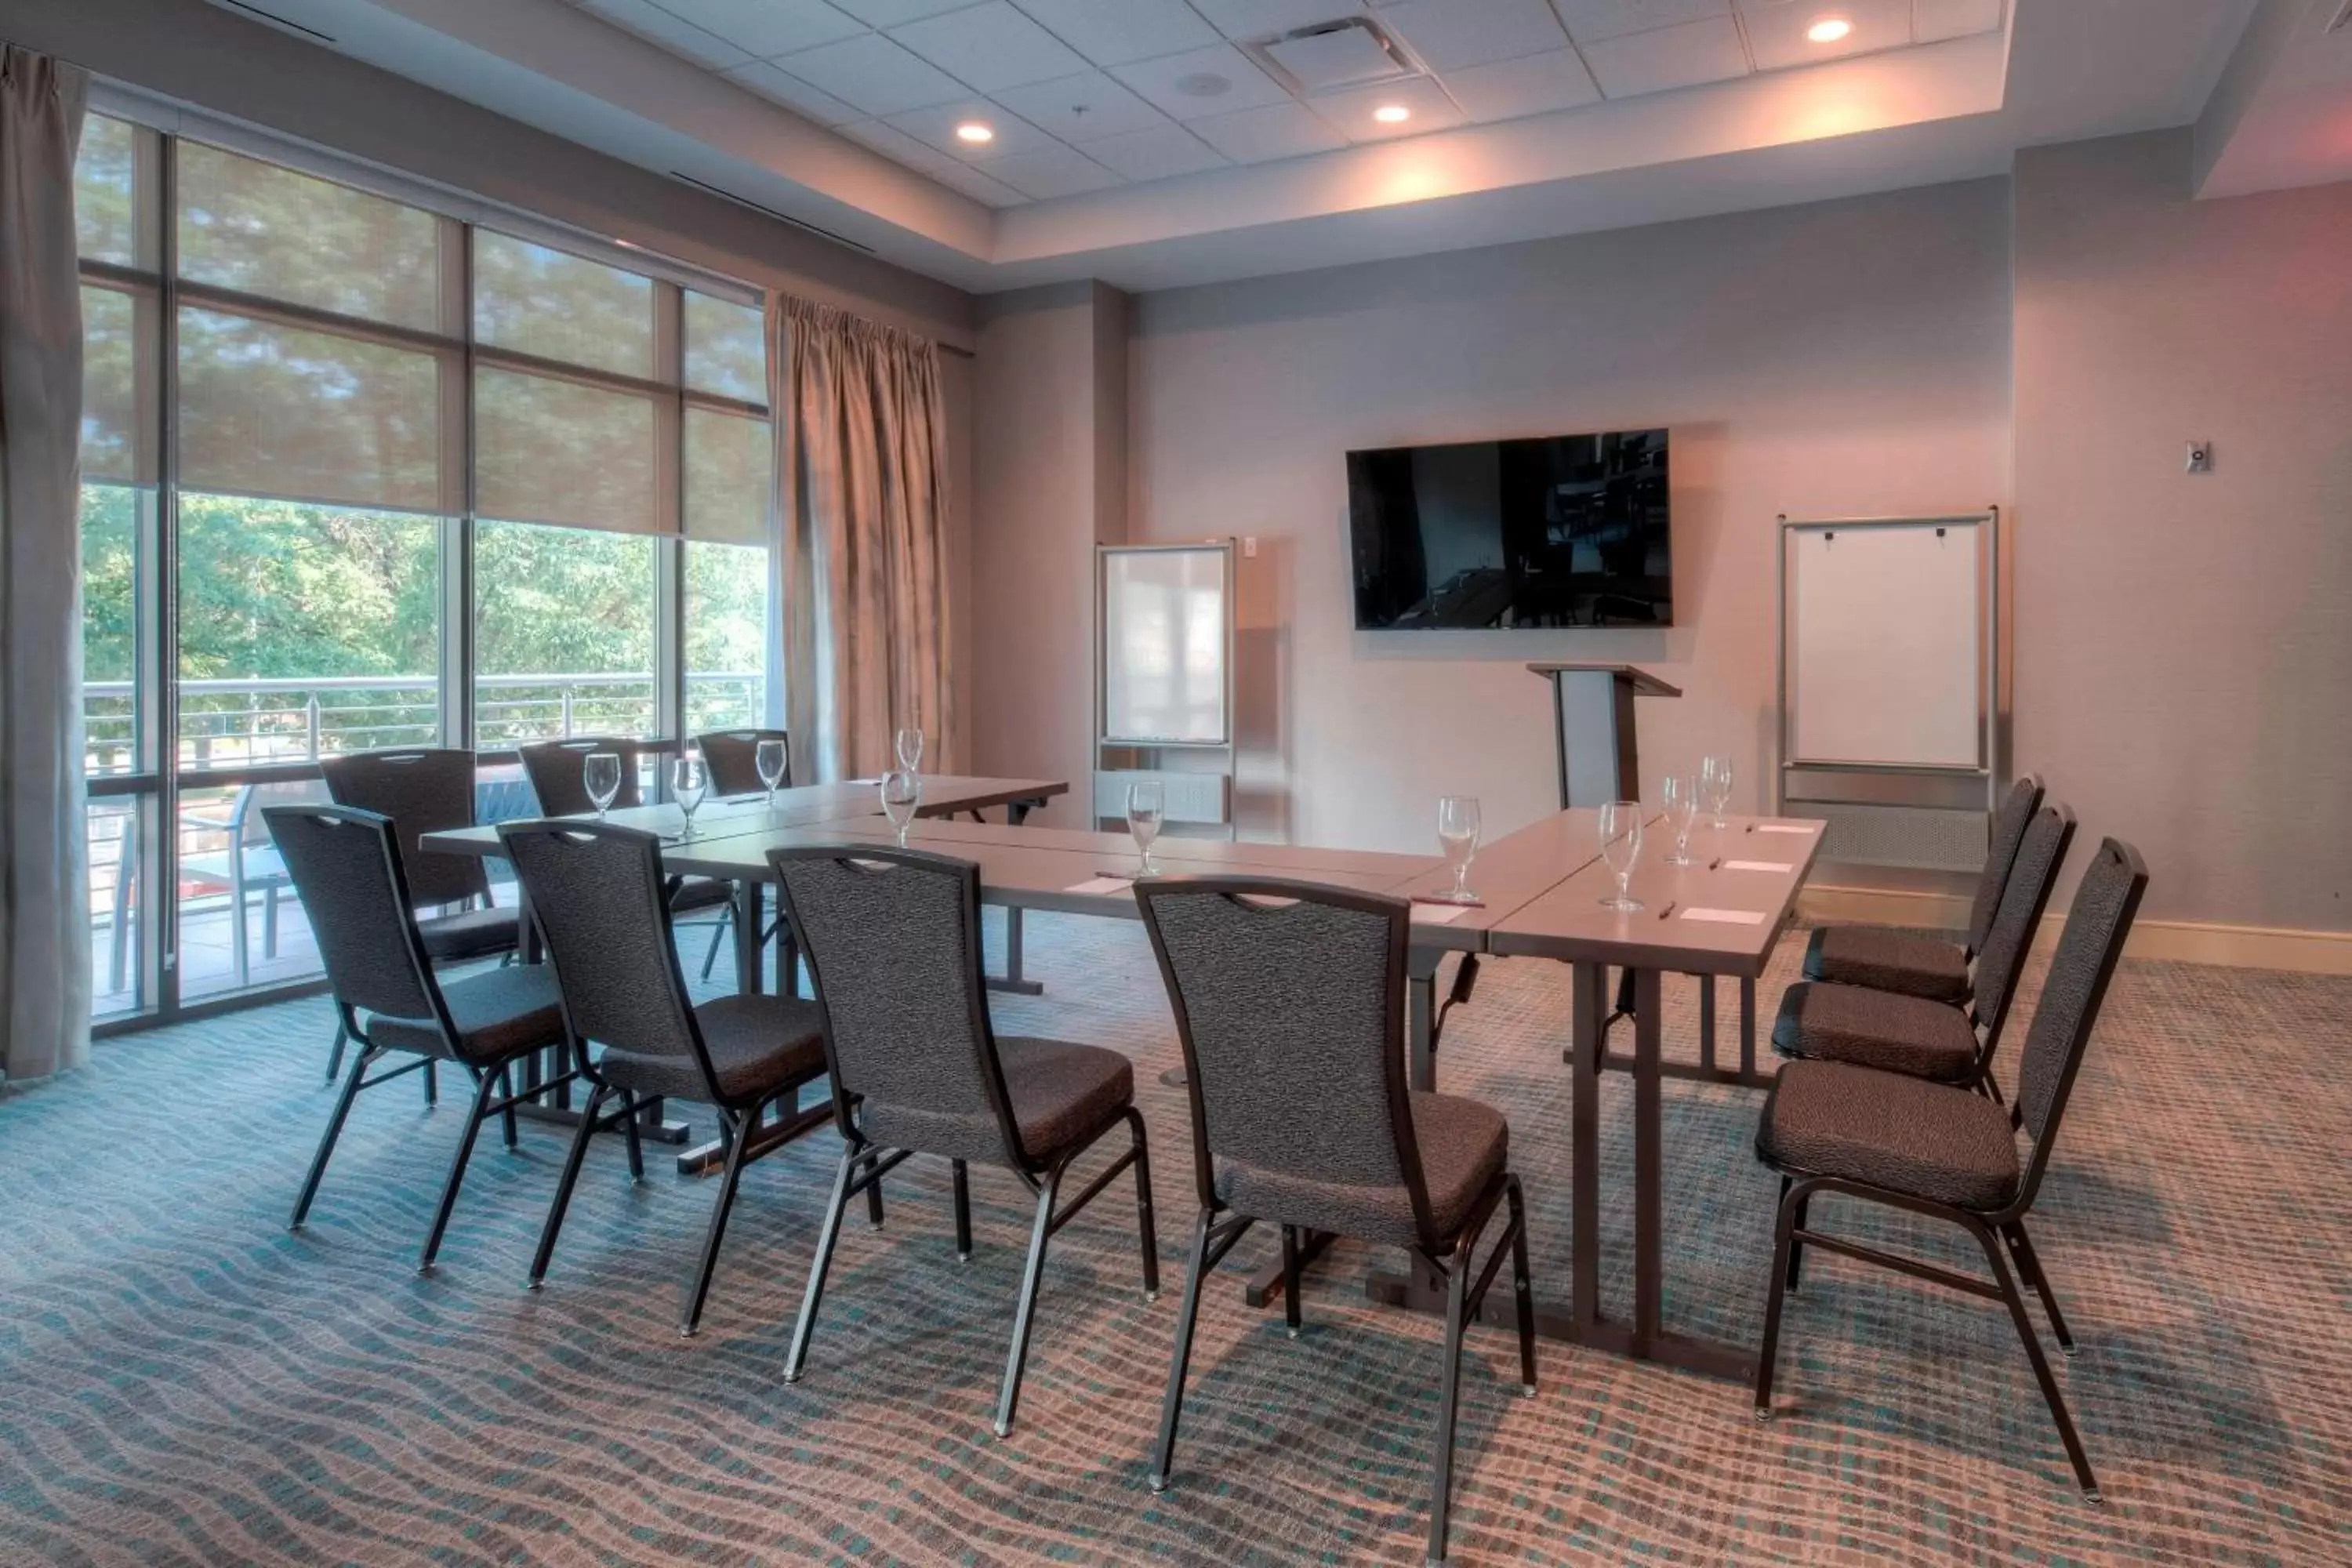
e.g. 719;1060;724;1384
1707;856;1722;871
1744;822;1755;833
1657;900;1676;920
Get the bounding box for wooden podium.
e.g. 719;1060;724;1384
1526;663;1680;808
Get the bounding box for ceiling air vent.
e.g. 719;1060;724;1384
1245;17;1417;97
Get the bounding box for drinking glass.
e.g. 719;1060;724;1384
755;738;788;808
1598;800;1645;912
671;755;708;837
1661;775;1698;866
895;727;925;774
1126;780;1165;877
1700;753;1735;830
880;768;922;846
583;752;622;819
1436;795;1482;904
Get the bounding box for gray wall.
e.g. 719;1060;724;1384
2013;132;2352;929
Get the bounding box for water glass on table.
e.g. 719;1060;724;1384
1661;775;1698;866
1127;780;1165;877
1700;754;1735;830
1436;795;1482;904
1598;800;1645;912
756;738;788;807
583;752;622;819
895;727;924;774
671;755;708;837
880;768;922;846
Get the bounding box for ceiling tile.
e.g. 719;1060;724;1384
1376;0;1566;71
1443;48;1601;122
1082;122;1230;181
579;0;753;67
990;71;1170;143
1550;0;1730;45
1914;0;2003;45
887;2;1091;92
652;0;864;57
1305;74;1466;143
982;143;1124;198
1109;43;1293;121
826;0;974;24
1581;14;1749;96
927;160;1031;205
1007;0;1224;67
778;33;968;115
838;118;1033;202
1188;0;1369;41
1187;100;1348;163
721;60;866;122
884;98;1060;160
1742;0;1911;71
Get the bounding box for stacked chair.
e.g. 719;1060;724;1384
1133;877;1538;1567
267;804;568;1272
767;844;1158;1438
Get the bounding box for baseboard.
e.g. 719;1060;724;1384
1798;884;2352;976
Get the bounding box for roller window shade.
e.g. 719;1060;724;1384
473;365;662;535
685;291;765;404
684;407;771;547
474;230;656;381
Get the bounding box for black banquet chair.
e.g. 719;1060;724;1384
1752;837;2150;1501
501;819;830;1337
266;804;569;1272
1773;801;2077;1094
1803;774;2045;1003
695;728;792;795
768;844;1158;1438
1133;877;1536;1567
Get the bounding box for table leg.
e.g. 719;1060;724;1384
734;878;766;996
1632;967;1662;1359
1699;974;1717;1074
1406;946;1441;1093
985;905;1045;996
1571;958;1604;1335
1740;976;1757;1078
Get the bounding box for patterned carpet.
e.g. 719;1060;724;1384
2;912;2347;1566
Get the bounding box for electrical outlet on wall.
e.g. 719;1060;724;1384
2185;441;2212;474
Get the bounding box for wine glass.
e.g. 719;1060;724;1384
1661;775;1698;866
895;727;924;774
1700;753;1735;830
880;768;922;846
583;752;622;819
1126;780;1165;878
1436;796;1481;904
1598;800;1645;912
671;754;708;838
755;738;788;808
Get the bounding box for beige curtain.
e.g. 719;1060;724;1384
768;296;953;782
0;46;89;1081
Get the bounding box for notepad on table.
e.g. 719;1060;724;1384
1722;859;1794;873
1682;907;1768;925
1753;822;1814;834
1065;877;1134;896
1410;902;1474;926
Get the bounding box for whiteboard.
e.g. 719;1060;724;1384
1102;545;1231;746
1786;521;1984;770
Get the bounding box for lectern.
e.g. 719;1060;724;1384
1526;663;1680;808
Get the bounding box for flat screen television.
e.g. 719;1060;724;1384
1347;428;1671;630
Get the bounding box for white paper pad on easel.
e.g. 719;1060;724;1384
1683;907;1768;925
1410;902;1473;926
1753;823;1814;834
1722;859;1795;873
1065;877;1134;896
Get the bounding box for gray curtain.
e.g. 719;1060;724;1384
768;296;954;782
0;46;90;1082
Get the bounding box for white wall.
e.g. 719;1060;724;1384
1127;177;2014;857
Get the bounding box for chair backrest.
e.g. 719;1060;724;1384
321;748;489;908
1134;878;1436;1247
2012;837;2149;1207
518;736;648;815
1965;774;2046;955
1966;801;2076;1049
697;729;790;797
263;805;447;1033
497;820;715;1087
767;846;1021;1163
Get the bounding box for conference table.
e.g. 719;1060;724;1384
423;774;1823;1383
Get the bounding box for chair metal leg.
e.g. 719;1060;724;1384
1754;1181;1804;1419
424;1060;438;1109
263;885;281;960
993;1167;1063;1438
1786;1187;1811;1294
528;1083;609;1288
1507;1177;1537;1395
1969;1218;2099;1499
681;1110;752;1338
953;1159;972;1261
325;1020;350;1086
866;1156;887;1229
1281;1225;1304;1338
1149;1206;1216;1493
291;1047;375;1231
785;1144;859;1383
1126;1109;1160;1301
2004;1219;2076;1355
621;1090;645;1184
419;1066;501;1272
1425;1236;1473;1567
699;902;732;982
498;1064;519;1151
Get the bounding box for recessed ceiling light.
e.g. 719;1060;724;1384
1806;16;1853;43
1373;103;1410;124
955;122;995;144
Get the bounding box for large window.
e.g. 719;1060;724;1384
74;114;772;1023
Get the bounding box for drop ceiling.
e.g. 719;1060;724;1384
572;0;2009;206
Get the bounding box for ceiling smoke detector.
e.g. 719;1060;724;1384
1174;71;1233;100
1246;17;1417;97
